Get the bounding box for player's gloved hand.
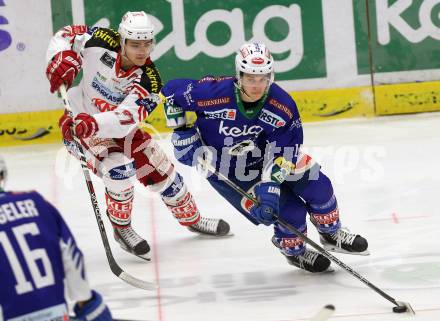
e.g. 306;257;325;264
46;50;81;93
73;113;99;139
250;182;280;226
59;112;74;142
171;126;203;166
74;290;113;321
58;112;98;141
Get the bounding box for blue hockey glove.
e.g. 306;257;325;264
250;182;280;226
171;126;203;166
74;290;113;321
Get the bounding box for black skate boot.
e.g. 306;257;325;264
284;248;331;273
114;226;151;261
187;217;231;237
271;236;331;273
318;228;369;255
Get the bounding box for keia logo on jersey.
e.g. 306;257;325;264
218;120;263;137
259;109;286;128
204;109;236;120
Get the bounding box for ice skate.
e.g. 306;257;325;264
187;217;231;237
271;236;332;273
113;226;151;261
318;227;369;255
283;248;332;273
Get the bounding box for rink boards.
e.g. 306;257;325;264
1;80;439;147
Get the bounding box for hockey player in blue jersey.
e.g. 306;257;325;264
0;156;113;321
161;42;369;273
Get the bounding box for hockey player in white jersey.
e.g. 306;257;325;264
45;11;230;261
0;156;113;321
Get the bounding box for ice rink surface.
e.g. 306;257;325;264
1;113;439;321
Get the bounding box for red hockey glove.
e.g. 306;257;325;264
58;112;74;142
73;113;99;139
46;50;81;93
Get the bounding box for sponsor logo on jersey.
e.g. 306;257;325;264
95;71;107;82
204;108;236;120
93;29;119;48
108;162;136;180
145;66;161;93
280;237;304;248
218;120;263;137
183;83;194;106
259;109;286;128
268;98;293;119
289;118;302;129
240;185;257;213
91;76;125;103
268;186;281;196
166;105;183;116
100;52;116;68
311;209;340;225
92;98;117;112
227;139;255;156
197;96;230;108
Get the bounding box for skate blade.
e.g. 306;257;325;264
135;253;151;261
322;244;370;256
288;262;335;274
319;266;335;274
190;231;235;239
118;244;151;261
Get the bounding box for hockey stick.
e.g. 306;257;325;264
198;157;414;314
58;85;157;291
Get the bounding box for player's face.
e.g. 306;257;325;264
240;73;270;101
124;39;153;66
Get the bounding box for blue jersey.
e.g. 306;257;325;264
162;77;303;173
0;191;90;321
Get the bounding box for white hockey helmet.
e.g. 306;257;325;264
235;42;274;85
118;11;155;42
0;156;7;190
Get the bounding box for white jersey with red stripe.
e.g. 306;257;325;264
46;25;162;138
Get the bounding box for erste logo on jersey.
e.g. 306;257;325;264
218;120;263;137
259;109;286;128
204;108;236;120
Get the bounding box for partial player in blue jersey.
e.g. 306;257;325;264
160;42;369;273
0;156;112;321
